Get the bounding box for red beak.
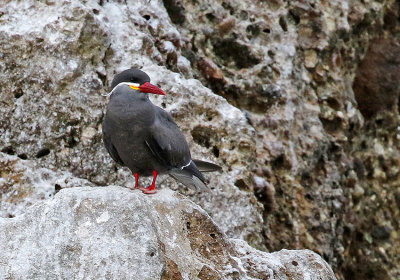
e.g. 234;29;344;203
139;82;166;95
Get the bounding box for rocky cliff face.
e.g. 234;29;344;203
0;0;399;279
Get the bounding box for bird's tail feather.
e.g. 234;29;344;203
192;159;222;173
169;161;210;192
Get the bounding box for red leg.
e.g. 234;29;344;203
134;173;140;188
129;173;140;190
139;170;158;194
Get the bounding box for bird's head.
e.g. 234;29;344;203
104;68;166;97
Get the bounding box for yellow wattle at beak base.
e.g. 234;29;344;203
129;85;140;90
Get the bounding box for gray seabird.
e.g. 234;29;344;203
102;68;221;194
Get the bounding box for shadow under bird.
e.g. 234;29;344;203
102;68;221;194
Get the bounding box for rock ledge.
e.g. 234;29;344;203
0;186;336;280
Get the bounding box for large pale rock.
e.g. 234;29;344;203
0;186;336;280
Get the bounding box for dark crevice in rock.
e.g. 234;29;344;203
14;88;24;99
204;81;283;114
288;10;300;25
246;23;261;38
36;148;50;158
212;146;219;158
319;116;343;134
17;153;27;160
162;0;186;25
271;154;286;169
1;146;15;155
279;16;288;32
55;184;62;193
234;178;249;191
221;1;235;15
370;225;392;241
205;12;216;22
383;1;399;31
166;52;178;71
212;38;261;69
326;97;341;110
267;50;275;58
191;126;213;149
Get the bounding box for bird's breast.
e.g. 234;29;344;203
106;100;155;127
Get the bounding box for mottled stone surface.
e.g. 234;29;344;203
0;153;92;218
1;0;400;279
353;37;400;119
0;187;336;280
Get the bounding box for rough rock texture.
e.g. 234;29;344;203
1;0;400;279
0;153;92;218
0;186;336;280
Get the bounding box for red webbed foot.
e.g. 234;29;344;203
139;186;157;194
139;171;158;195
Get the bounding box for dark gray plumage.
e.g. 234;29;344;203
102;68;221;194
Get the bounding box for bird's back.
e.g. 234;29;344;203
148;106;191;168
